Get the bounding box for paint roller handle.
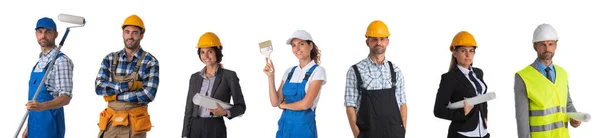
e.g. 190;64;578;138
13;38;68;138
58;28;71;46
13;36;67;138
13;110;29;138
14;44;66;138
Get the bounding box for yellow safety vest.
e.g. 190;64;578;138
517;65;570;138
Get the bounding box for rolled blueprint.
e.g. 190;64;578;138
447;92;496;109
567;112;591;122
192;93;232;109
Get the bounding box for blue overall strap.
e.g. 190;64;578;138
303;65;319;81
285;66;298;83
40;52;65;70
303;65;319;112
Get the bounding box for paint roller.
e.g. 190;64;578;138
56;14;86;46
13;13;86;138
58;14;86;26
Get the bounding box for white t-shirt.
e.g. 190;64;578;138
281;60;327;111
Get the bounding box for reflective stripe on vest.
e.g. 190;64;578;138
517;65;570;138
529;106;567;116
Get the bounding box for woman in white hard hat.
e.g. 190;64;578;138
182;32;247;138
263;30;327;138
433;31;490;138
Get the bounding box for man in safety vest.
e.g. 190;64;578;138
345;20;408;138
514;23;581;138
23;17;75;138
95;14;160;138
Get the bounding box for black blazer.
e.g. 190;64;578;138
433;66;488;138
182;67;246;137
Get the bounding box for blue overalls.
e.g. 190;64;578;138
27;53;66;138
276;65;319;138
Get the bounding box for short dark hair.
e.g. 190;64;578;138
122;25;145;34
197;46;223;63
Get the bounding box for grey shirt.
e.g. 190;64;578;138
514;61;577;138
198;68;217;118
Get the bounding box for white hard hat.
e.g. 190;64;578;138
532;24;558;44
286;30;313;45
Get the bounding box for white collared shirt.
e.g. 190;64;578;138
281;60;327;111
457;65;488;137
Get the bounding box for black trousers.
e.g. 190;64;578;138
189;117;227;138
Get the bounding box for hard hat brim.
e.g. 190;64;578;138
450;45;477;51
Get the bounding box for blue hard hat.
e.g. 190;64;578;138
35;17;57;31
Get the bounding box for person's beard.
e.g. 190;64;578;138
38;38;54;47
371;44;386;54
538;51;554;60
124;38;140;50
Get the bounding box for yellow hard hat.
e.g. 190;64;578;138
365;20;390;38
450;31;477;51
197;32;222;49
122;15;145;34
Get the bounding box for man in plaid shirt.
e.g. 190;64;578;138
95;15;159;138
345;20;408;138
23;17;74;138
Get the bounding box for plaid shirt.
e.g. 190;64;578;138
34;47;74;98
95;49;159;105
344;57;407;112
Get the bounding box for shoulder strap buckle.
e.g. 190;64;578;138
303;65;319;81
286;66;297;81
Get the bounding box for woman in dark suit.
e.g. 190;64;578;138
434;31;490;138
182;32;246;138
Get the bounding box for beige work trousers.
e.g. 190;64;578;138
98;122;146;138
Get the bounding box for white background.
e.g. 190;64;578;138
0;0;597;137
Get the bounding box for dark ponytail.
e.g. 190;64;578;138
448;56;457;73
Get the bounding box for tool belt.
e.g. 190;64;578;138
98;101;152;135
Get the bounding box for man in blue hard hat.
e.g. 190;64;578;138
22;17;74;138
